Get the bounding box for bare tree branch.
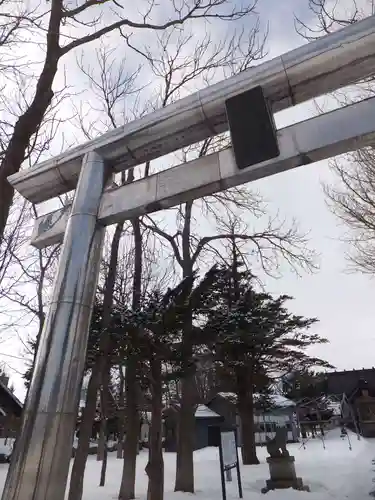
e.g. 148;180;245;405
295;0;364;41
0;0;260;243
297;0;375;274
142;217;183;269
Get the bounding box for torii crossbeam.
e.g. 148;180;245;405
4;14;375;500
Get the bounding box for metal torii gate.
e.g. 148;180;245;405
3;14;375;500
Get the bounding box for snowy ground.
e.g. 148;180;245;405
0;429;373;499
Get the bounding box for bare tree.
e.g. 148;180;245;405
67;45;138;500
72;22;269;497
295;0;370;40
0;200;28;305
0;201;61;390
126;23;316;493
0;0;62;331
68;45;162;500
0;0;258;244
297;0;375;275
68;220;125;500
77;47;146;500
118;215;143;500
115;169;171;500
98;366;111;486
324;143;375;274
0;79;70;366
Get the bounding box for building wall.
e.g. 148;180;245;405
207;396;298;445
194;418;215;450
327;369;375;397
0;387;22;418
0;384;23;439
235;412;298;446
253;414;295;444
164;415;223;452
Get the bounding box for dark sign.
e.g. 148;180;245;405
218;429;243;500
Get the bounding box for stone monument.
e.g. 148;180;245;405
261;427;309;494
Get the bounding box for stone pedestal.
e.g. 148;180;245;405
261;456;309;494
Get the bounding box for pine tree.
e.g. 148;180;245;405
23;300;124;389
203;250;331;465
111;267;220;500
282;370;330;401
23;338;37;389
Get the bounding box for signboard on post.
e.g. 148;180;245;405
221;431;238;469
218;429;243;500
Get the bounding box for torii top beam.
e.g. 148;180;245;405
8;14;375;204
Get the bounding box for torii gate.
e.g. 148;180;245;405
4;14;375;500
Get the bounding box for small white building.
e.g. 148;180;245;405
207;392;299;445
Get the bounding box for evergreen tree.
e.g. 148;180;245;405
115;266;219;500
282;369;330;401
203;253;331;465
23;338;37;389
23;300;125;389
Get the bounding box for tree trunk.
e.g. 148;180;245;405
175;200;196;493
68;222;124;500
118;360;140;500
174;375;195;493
117;365;126;459
100;436;108;486
0;2;62;240
68;369;100;500
99;369;110;486
118;215;143;500
237;370;259;465
116;423;125;459
146;358;164;500
174;310;196;494
97;418;106;461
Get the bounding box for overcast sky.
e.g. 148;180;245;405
2;0;375;399
253;0;375;371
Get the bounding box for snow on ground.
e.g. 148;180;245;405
0;429;373;499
